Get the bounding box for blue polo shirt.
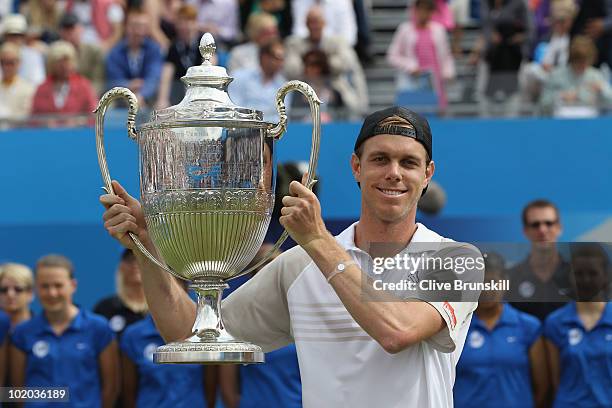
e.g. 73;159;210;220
239;344;301;408
0;311;9;343
120;314;206;408
543;302;612;408
454;304;541;408
10;309;114;408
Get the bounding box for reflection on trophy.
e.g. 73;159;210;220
95;33;321;364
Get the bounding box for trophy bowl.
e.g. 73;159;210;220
95;33;320;364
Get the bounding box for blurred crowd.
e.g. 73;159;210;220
0;0;612;127
387;0;612;116
0;0;371;128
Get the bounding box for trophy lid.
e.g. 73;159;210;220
141;33;268;130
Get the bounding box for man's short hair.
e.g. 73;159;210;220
521;199;560;226
36;254;75;279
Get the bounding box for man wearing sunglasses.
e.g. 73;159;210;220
508;199;572;321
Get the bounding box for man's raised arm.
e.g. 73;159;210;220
100;180;196;342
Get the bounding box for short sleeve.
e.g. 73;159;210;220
542;313;563;348
519;311;542;348
426;301;476;352
222;247;309;352
0;312;9;343
91;314;115;354
10;322;29;352
119;327;137;362
404;243;484;352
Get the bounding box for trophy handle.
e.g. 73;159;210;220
94;87;187;281
236;80;321;278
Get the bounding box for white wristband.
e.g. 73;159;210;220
326;260;357;284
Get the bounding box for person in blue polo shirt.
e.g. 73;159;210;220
544;243;612;408
120;312;216;408
0;310;9;385
9;254;119;407
454;252;548;408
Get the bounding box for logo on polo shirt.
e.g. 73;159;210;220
568;328;583;346
144;343;158;362
605;334;612;341
469;331;484;349
32;340;50;358
518;281;535;298
109;315;127;332
507;336;517;343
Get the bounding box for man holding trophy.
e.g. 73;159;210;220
99;33;480;408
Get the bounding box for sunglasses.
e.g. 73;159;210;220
527;220;558;229
0;286;29;294
0;59;18;66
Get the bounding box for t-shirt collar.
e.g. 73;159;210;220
336;221;443;254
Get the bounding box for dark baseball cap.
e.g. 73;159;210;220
354;106;432;161
59;12;80;29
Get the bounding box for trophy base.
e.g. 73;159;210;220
153;334;264;364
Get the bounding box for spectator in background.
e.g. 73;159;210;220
186;0;240;47
413;0;455;31
540;35;612;116
291;49;359;122
230;39;286;121
387;0;455;109
220;243;302;408
0;42;35;127
285;5;368;116
70;0;126;51
9;254;119;407
120;312;217;407
454;252;548;408
156;4;203;108
105;7;164;108
31;40;97;127
58;12;106;96
470;0;531;116
230;39;290;121
569;0;611;68
522;1;576;103
292;0;357;47
544;244;611;408
239;0;293;38
228;12;279;73
0;263;34;327
508;200;572;321
20;0;64;43
134;0;180;51
94;249;148;339
0;14;46;86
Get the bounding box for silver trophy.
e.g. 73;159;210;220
95;33;321;364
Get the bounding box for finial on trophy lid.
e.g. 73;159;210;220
199;33;216;65
180;32;231;90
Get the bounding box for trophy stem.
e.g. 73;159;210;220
153;279;264;364
190;280;228;339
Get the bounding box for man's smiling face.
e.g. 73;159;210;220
352;134;434;224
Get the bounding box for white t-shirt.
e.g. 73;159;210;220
222;222;480;408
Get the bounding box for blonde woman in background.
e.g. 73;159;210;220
0;262;34;327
